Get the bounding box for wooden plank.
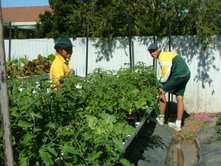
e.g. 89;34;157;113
0;2;14;165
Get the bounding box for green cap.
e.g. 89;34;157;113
54;37;73;49
148;43;158;50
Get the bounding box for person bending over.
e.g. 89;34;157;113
148;43;190;131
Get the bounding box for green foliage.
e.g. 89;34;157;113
6;58;29;78
216;116;221;141
37;0;155;38
36;0;221;44
82;63;158;120
1;63;158;165
6;55;52;78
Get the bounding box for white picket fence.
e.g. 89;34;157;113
3;36;221;114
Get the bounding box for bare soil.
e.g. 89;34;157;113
170;113;219;143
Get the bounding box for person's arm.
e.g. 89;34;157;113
159;61;172;82
158;52;176;83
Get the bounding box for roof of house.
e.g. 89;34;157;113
2;6;52;23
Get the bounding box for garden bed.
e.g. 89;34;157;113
1;63;159;165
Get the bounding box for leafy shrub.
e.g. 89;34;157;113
83;63;158;121
0;62;158;165
6;54;52;78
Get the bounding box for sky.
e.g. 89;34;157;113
1;0;49;7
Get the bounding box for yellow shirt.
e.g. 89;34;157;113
158;52;176;82
50;53;72;87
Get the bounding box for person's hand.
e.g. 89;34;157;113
159;88;165;95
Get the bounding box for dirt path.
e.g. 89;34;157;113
170;113;219;142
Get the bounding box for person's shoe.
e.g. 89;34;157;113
156;115;165;126
168;122;181;132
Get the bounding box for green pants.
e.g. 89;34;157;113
162;73;190;96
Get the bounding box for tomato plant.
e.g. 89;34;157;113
0;62;158;165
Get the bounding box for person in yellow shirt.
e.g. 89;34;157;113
50;37;73;89
148;43;190;131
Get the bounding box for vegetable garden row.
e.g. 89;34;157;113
0;57;159;166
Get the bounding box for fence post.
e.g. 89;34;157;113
8;22;11;61
0;2;14;165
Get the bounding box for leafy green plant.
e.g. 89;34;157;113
216;116;221;141
6;58;29;78
6;54;52;78
1;62;158;165
82;62;158;121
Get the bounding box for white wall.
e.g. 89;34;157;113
4;36;221;114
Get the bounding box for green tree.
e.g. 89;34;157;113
36;0;221;46
183;0;221;46
36;0;154;38
36;0;84;38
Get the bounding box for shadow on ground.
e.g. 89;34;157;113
119;101;192;166
122;118;173;166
